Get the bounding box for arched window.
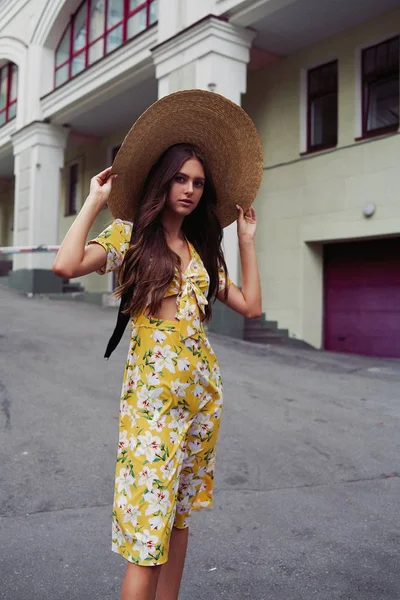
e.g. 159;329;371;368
55;0;158;87
0;62;17;126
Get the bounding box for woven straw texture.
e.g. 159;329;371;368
108;89;264;228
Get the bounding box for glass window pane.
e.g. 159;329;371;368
56;25;71;67
0;69;8;110
106;24;123;53
363;47;375;76
367;76;399;131
8;102;16;120
310;93;338;148
376;43;388;71
388;37;399;70
309;62;337;98
107;0;123;28
10;65;18;101
68;164;79;215
149;0;157;25
55;64;69;87
129;0;143;10
73;2;87;53
127;9;146;39
71;53;86;76
89;0;105;41
0;111;6;126
88;39;103;65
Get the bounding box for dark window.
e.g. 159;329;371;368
111;144;121;162
362;36;399;136
66;163;79;216
307;61;338;152
0;63;18;127
55;0;158;87
101;144;121;211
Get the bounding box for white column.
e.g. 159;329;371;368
152;17;256;284
12;122;69;271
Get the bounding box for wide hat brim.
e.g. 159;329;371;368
108;89;264;228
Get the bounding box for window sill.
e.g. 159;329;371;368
355;126;399;142
300;144;337;157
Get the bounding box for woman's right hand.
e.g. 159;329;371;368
87;167;117;209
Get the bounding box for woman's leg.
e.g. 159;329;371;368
155;526;189;600
121;563;162;600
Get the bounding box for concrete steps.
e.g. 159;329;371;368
62;279;85;294
244;313;289;345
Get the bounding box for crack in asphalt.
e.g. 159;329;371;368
218;472;400;493
1;473;398;520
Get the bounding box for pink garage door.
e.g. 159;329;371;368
324;238;400;358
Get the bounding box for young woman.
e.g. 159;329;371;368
53;91;263;600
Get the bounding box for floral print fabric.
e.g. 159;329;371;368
111;315;223;565
88;219;230;566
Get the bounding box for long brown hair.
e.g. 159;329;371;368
116;143;228;320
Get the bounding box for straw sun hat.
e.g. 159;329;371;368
108;89;264;229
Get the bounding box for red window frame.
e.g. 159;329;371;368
65;163;79;217
362;36;399;138
306;60;338;153
0;62;17;127
55;0;157;88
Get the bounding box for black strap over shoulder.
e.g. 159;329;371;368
104;295;131;359
104;224;135;359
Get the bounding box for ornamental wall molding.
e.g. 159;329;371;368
0;121;16;158
0;0;29;35
152;16;255;80
11;121;69;156
31;0;82;47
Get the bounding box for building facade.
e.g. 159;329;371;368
0;0;399;357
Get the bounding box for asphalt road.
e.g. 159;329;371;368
0;286;399;600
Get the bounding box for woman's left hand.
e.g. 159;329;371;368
236;204;257;242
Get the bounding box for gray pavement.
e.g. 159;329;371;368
0;286;399;600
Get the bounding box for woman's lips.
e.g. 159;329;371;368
178;199;193;206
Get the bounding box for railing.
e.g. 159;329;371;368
0;245;60;256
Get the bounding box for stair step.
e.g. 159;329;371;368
245;327;283;335
243;316;291;345
244;319;278;330
244;332;285;344
62;283;85;293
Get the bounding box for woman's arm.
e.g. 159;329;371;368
52;167;116;279
218;205;262;319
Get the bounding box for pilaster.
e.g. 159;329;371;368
11;122;69;279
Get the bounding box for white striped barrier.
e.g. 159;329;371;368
0;245;61;256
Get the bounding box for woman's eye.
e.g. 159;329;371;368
194;180;204;188
175;175;185;183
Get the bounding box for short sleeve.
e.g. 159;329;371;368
218;264;232;292
88;219;133;274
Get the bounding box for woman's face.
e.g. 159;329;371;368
165;157;205;218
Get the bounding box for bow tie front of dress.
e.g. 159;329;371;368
166;244;211;342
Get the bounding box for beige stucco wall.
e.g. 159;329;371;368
59;126;129;294
244;7;400;348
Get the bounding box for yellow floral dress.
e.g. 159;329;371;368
89;219;231;566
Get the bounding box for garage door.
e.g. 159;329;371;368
324;238;400;358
